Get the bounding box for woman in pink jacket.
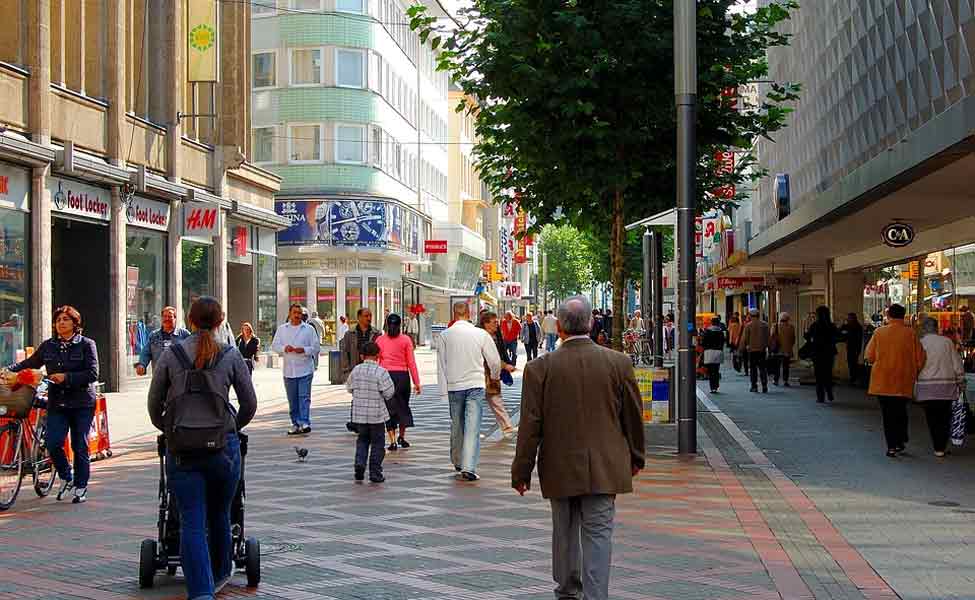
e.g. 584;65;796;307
377;314;421;451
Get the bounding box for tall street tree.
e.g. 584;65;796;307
538;224;594;305
411;0;800;348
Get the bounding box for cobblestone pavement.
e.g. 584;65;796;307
706;361;975;600
0;350;921;600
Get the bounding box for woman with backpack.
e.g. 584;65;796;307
148;297;257;600
8;305;99;504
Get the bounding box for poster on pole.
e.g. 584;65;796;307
187;0;219;82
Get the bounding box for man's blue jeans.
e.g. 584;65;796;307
167;433;241;600
448;388;484;473
46;406;95;488
284;373;313;428
505;340;519;366
546;333;558;352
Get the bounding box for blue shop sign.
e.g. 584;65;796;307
276;199;422;254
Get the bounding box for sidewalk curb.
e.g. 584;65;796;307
698;386;901;600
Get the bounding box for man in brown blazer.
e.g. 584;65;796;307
512;296;645;600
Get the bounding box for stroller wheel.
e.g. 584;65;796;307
139;539;158;589
245;537;261;587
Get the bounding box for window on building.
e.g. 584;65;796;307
289;124;322;163
253;127;274;163
336;48;365;89
336;0;364;13
290;48;322;85
290;0;321;11
253;1;277;16
253;52;276;89
394;143;402;177
255;254;277;350
336;124;366;163
288;277;308;308
368;277;378;317
370;127;382;166
346;276;363;320
316;277;337;346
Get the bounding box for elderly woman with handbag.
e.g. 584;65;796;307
915;317;965;457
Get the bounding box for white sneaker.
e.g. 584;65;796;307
56;479;74;501
286;425;301;435
72;486;87;504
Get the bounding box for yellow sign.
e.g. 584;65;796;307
187;0;218;82
909;261;920;280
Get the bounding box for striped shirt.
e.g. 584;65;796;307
346;361;395;424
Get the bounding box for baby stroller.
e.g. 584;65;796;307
139;432;260;589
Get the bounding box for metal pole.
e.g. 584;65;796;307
651;231;665;368
542;249;548;313
675;0;697;455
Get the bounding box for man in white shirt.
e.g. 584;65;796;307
437;301;502;481
541;310;559;353
271;303;322;435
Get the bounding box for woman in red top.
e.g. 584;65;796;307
376;314;421;450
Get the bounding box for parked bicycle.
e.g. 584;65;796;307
623;329;653;367
0;379;57;511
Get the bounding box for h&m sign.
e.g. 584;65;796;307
183;202;221;238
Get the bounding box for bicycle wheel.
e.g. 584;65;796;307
0;422;24;511
32;417;56;497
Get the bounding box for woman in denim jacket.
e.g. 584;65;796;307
9;305;99;504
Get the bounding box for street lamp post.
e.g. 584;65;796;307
675;0;697;455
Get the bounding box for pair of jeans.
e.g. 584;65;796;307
284;373;313;428
813;356;835;401
167;433;241;600
551;494;616;600
847;349;861;384
705;363;721;391
46;406;95;488
776;357;791;384
526;341;538;361
448;388;484;473
546;333;558;352
354;423;386;477
878;396;910;450
748;351;767;390
922;400;952;453
504;340;519;366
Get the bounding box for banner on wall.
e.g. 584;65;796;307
276;199;425;255
187;0;219;82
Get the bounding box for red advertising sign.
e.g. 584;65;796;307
515;236;527;264
183;203;220;238
234;226;248;257
713;150;736;199
424;239;448;254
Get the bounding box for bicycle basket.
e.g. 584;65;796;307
0;384;35;418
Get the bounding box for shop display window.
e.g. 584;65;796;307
255;254;277;349
288;277;308;309
316;277;337;346
182;240;213;318
126;230;168;377
368;277;379;321
346;276;363;320
0;209;28;366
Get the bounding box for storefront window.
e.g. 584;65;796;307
126;230;167;377
368;277;378;321
182;240;213;317
346;276;363;319
0;209;28;366
288;277;308;308
316;277;337;346
255;254;276;349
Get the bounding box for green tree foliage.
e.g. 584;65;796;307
410;0;799;347
539;224;594;304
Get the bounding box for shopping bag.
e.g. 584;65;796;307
951;392;968;447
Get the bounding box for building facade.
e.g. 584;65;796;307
0;0;284;392
254;0;447;346
746;0;975;324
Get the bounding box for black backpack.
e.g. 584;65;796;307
164;344;235;455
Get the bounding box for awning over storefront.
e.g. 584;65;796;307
402;277;472;298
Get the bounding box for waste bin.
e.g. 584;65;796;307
328;350;343;385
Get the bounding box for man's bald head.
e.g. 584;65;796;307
453;302;470;320
557;296;593;336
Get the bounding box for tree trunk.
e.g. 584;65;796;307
611;188;625;352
